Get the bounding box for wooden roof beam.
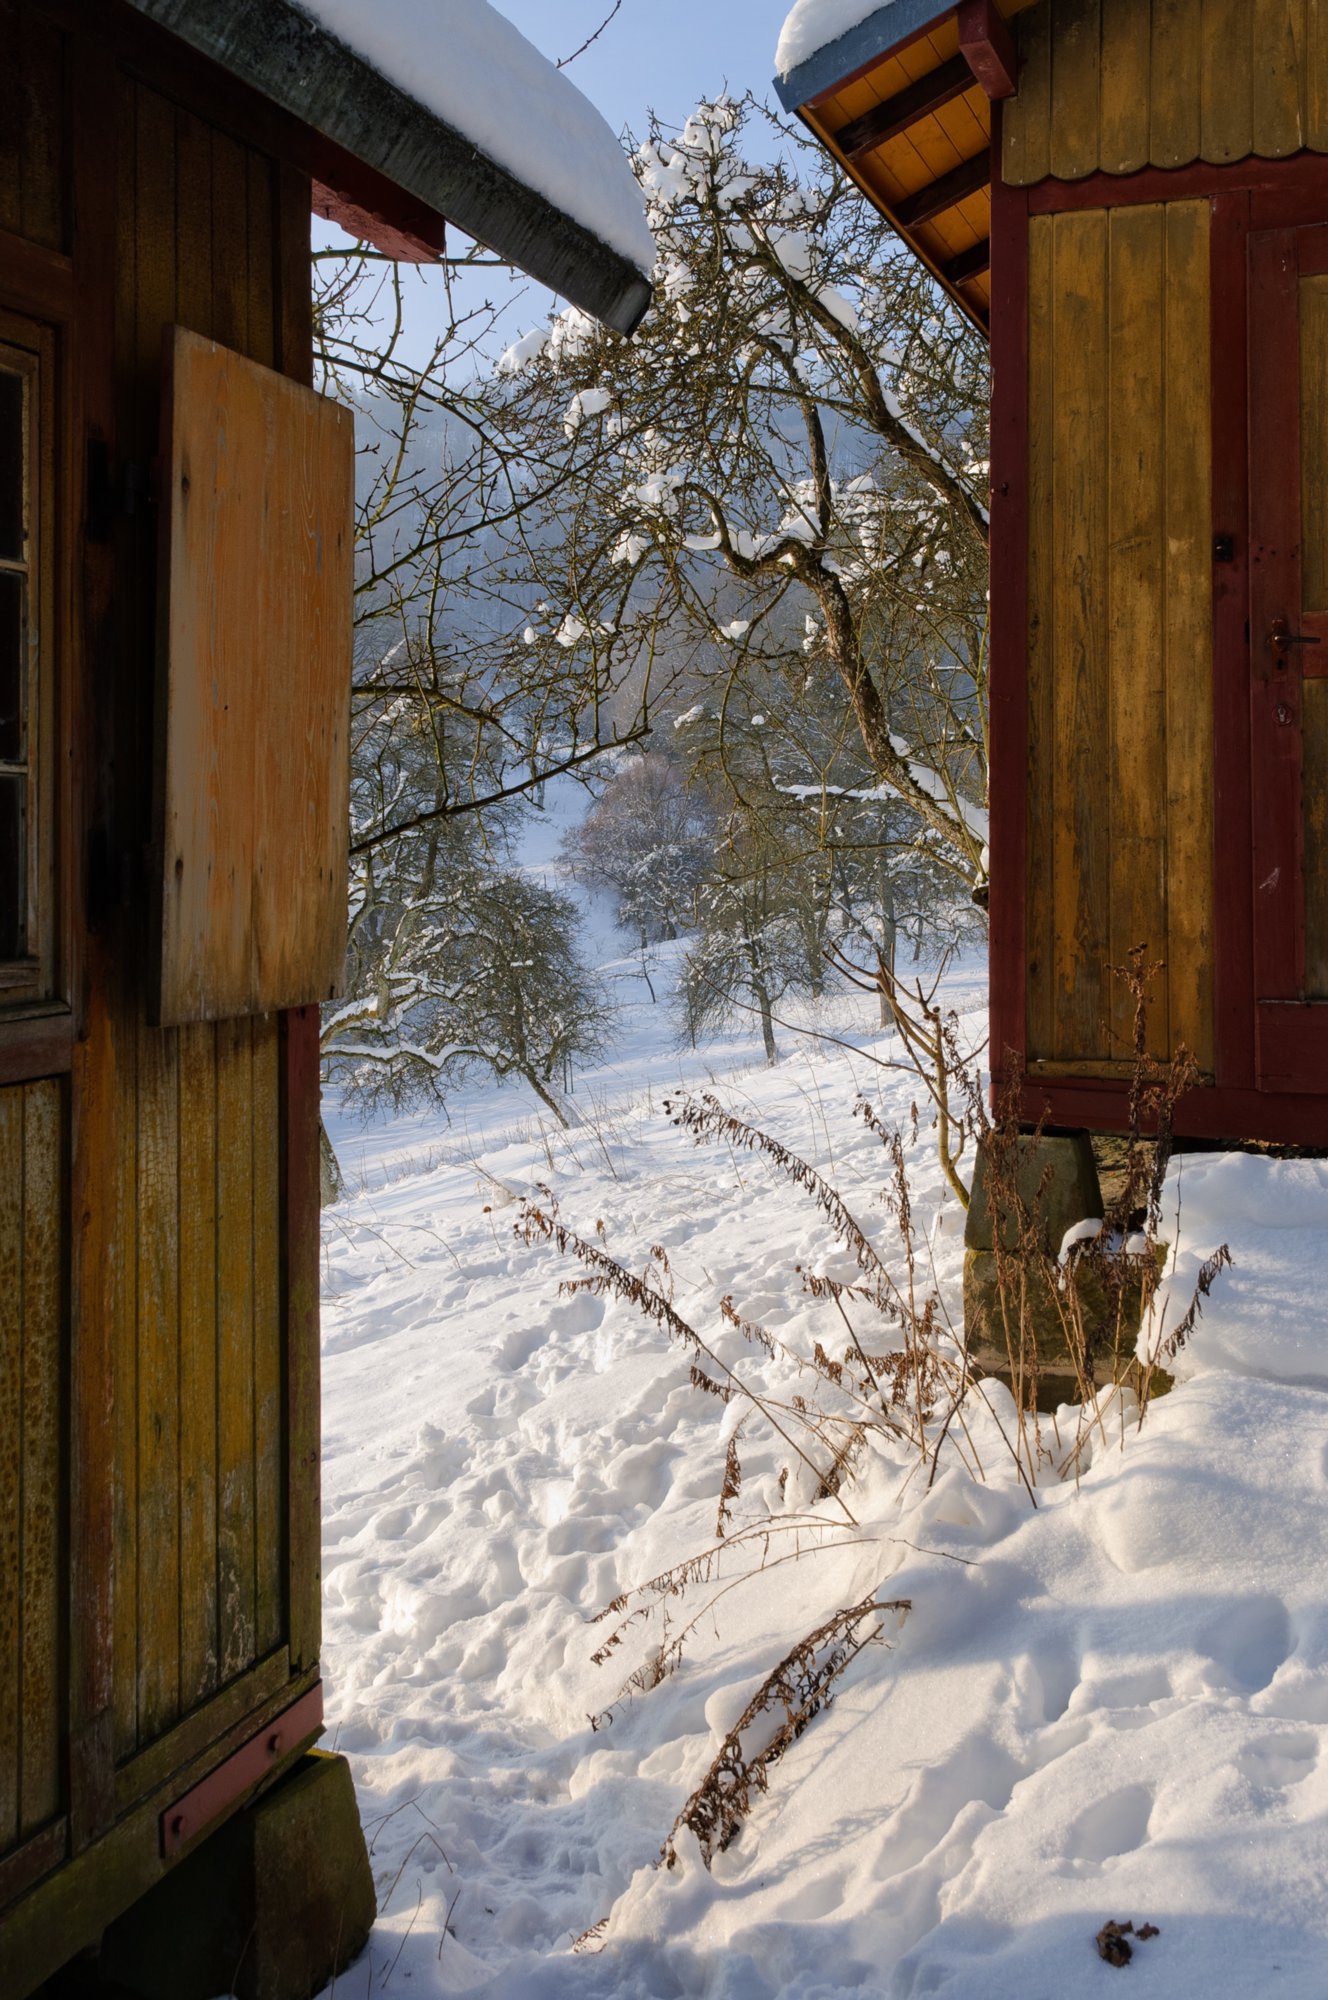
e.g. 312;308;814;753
894;150;990;228
943;237;991;285
835;53;974;162
957;0;1018;100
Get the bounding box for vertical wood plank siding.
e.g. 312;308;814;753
108;81;289;1766
1025;200;1214;1067
0;9;67;253
0;1081;67;1854
1005;0;1328;181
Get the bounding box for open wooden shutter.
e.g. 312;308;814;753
154;326;354;1024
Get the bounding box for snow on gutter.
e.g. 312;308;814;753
774;0;953;111
124;0;654;337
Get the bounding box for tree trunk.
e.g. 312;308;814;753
524;1069;573;1128
319;1120;344;1207
754;978;778;1064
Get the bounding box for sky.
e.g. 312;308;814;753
493;0;790;137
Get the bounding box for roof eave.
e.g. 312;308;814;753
774;0;953;112
124;0;653;337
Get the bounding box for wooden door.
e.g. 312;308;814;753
1248;222;1328;1091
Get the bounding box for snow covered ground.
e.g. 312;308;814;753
319;941;1328;1999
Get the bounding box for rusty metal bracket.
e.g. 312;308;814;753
160;1682;324;1857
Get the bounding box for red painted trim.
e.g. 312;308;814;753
311;179;445;265
1020;1076;1328;1146
1247;225;1306;1006
958;0;1017;100
1209;190;1255;1093
1257;1001;1328;1091
1026;151;1328;214
159;1684;323;1857
987;111;1029;1092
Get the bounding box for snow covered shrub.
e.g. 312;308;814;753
324;865;614;1128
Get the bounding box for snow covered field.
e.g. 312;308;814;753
319;950;1328;1999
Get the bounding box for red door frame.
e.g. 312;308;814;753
989;148;1328;1142
1247;220;1328;1091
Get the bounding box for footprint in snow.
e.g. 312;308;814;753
1064;1781;1155;1865
1196;1593;1293;1695
1236;1729;1320;1793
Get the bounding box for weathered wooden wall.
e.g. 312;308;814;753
0;8;67;254
0;1082;65;1861
1024;197;1214;1072
1004;0;1328;184
107;77;297;1772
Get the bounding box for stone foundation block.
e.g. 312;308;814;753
964;1130;1102;1257
99;1750;375;2000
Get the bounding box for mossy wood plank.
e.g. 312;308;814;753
1100;0;1152;174
253;1018;284;1661
17;15;65;254
174;118;222;1718
1163;201;1215;1069
0;6;66;248
1002;1;1052;185
1026;216;1057;1062
134;1024;181;1747
174;107;213;342
20;1082;63;1838
1107;205;1169;1059
1050;0;1103;181
1309;0;1328;146
209;128;251;359
0;1089;22;1851
1200;0;1253;162
1150;0;1203;165
217;1017;258;1683
1253;0;1307;156
246;149;276;371
177;1021;219;1710
283;1010;323;1675
111;81;142;1766
1304;680;1328;995
133;81;184;1755
1051;208;1111;1060
0;1;20;239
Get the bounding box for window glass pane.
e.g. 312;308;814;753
0;773;24;960
0;569;23;763
0;370;22;563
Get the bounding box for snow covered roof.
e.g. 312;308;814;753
775;1;956;110
125;0;654;336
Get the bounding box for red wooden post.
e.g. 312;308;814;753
957;0;1017;100
987;108;1030;1100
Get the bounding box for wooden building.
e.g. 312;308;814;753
0;3;650;1992
777;0;1328;1143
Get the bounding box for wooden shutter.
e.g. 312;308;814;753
155;326;353;1025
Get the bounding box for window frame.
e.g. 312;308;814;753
0;309;60;1020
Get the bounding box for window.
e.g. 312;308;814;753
0;318;55;1007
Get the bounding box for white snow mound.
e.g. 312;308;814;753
319;953;1328;1998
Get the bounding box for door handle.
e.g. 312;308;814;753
1270;616;1322;663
